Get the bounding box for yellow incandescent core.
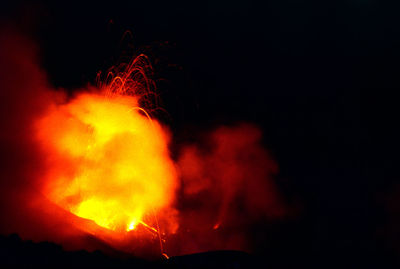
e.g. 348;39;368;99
36;92;177;233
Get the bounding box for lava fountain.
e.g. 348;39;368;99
34;55;178;255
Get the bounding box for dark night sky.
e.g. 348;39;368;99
1;0;400;268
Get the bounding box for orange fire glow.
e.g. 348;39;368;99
34;56;178;243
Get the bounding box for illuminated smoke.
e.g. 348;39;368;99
170;124;285;254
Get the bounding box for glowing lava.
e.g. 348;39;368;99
35;91;177;235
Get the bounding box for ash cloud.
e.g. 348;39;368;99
170;123;286;255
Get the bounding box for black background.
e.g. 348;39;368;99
1;0;399;268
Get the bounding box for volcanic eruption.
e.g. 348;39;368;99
0;26;286;260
